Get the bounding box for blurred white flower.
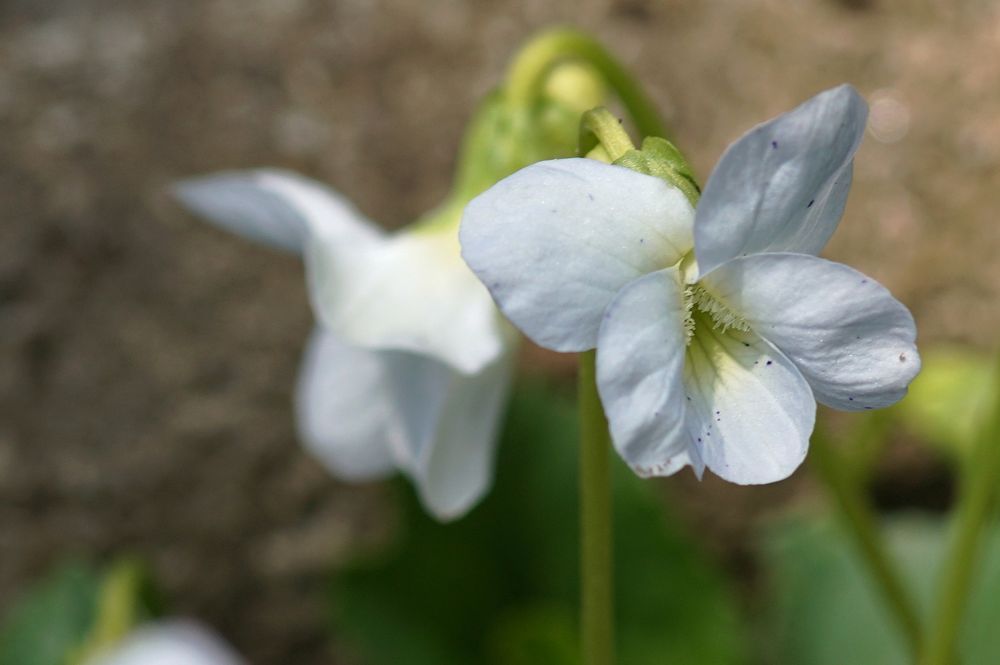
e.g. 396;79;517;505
85;621;243;665
461;85;920;484
176;171;513;520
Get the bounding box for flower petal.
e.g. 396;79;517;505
461;158;695;352
174;169;381;255
685;322;815;484
596;268;703;478
694;85;868;275
698;253;920;411
306;228;505;374
294;328;398;481
88;621;244;665
399;347;516;521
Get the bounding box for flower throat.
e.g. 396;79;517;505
682;284;751;344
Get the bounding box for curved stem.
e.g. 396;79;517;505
579;350;616;665
505;27;666;140
921;354;1000;665
810;429;923;656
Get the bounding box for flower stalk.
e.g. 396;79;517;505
579;350;616;665
505;27;666;140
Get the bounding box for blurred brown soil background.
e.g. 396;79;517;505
2;0;999;662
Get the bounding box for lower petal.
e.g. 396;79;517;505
294;328;405;480
596;268;702;478
404;347;516;521
685;322;815;484
699;253;920;411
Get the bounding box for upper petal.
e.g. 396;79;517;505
294;327;399;481
596;267;702;478
685;322;816;484
694;85;868;275
698;253;920;411
306;228;506;374
460;158;695;352
174;169;381;255
87;621;244;665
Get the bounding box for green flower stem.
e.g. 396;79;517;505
921;354;1000;665
579;350;616;665
579;107;635;162
810;429;923;656
505;27;667;139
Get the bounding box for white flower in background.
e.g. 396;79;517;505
175;171;513;520
86;621;244;665
461;85;920;484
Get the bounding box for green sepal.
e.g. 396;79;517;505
613;141;700;206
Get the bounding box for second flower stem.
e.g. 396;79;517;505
921;354;1000;665
579;350;616;665
810;429;923;656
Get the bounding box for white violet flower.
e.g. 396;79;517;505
460;85;920;484
85;621;244;665
176;171;513;520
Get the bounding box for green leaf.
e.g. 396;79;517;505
893;347;997;460
761;514;1000;665
0;562;101;665
0;559;162;665
330;381;746;665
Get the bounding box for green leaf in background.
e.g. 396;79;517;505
0;562;101;665
761;514;1000;665
330;381;745;665
893;347;997;460
0;559;161;665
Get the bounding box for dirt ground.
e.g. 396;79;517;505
2;0;999;662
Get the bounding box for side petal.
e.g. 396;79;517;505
294;328;398;481
698;253;920;411
306;228;505;374
399;346;516;521
694;85;868;275
460;158;695;352
174;169;381;255
686;322;816;484
596;268;702;478
87;621;244;665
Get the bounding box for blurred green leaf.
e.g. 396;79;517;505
0;561;101;665
0;559;162;665
330;381;745;665
761;514;1000;665
894;347;997;460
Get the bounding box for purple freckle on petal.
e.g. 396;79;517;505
899;352;907;362
742;342;750;347
766;360;773;366
807;199;815;208
771;140;778;149
587;193;594;201
697;437;702;443
640;238;645;244
849;397;854;401
861;279;868;284
864;406;874;410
